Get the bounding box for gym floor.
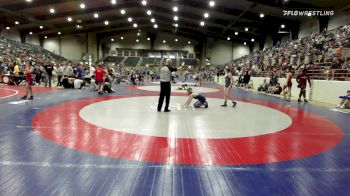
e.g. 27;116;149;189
0;82;349;196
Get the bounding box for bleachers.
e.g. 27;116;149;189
142;57;161;65
180;59;197;66
124;57;140;67
225;25;350;81
1;38;66;62
104;56;124;64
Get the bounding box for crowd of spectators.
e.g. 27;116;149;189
224;25;350;80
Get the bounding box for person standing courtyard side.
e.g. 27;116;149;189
157;59;178;112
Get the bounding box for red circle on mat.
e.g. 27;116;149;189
0;88;18;99
32;95;344;165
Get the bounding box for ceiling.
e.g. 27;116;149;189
0;0;346;42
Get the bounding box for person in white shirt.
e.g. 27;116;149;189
157;59;178;112
89;65;95;77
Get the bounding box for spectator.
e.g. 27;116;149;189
336;90;350;109
258;79;268;92
45;62;54;87
297;69;311;102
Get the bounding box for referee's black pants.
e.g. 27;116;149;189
158;82;171;111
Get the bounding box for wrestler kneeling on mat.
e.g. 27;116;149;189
183;88;208;109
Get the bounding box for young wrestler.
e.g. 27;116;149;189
21;60;34;100
183;88;208;108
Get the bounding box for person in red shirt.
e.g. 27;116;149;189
94;64;107;95
297;69;311;102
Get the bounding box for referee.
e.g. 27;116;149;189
157;59;178;112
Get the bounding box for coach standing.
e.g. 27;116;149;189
157;59;177;112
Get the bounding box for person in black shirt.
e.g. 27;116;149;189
45;62;54;87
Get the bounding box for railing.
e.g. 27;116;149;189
249;69;350;81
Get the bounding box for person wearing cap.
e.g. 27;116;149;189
157;59;177;112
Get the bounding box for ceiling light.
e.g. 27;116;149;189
133;23;138;28
260;13;265;18
111;38;114;41
281;24;285;28
235;32;238;35
141;0;147;6
104;20;109;25
44;36;48;39
173;6;178;12
175;38;178;42
163;40;166;43
173;16;178;21
15;21;19;25
76;25;82;29
204;13;209;18
6;27;10;30
128;17;133;22
39;26;43;29
174;23;178;27
137;32;140;36
188;41;191;44
58;32;61;35
120;9;125;15
147;10;152;15
49;8;55;14
67;17;73;22
200;21;205;26
136;39;139;42
29;32;32;35
120;36;124;40
227;37;230;41
244;42;246;45
154;24;158;28
147;37;150;40
209;1;215;7
151;18;155;23
111;0;117;5
80;3;85;9
251;38;255;42
245;27;248;31
26;0;32;2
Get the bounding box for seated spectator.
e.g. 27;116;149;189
272;83;283;94
267;83;282;94
73;79;85;89
336;90;350;109
258;79;268;92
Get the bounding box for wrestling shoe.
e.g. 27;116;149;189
232;102;237;108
